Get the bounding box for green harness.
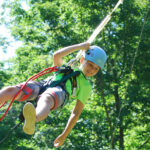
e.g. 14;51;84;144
39;66;81;104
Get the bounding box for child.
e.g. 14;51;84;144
0;42;107;147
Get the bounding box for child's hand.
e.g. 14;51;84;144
54;133;66;148
82;41;90;51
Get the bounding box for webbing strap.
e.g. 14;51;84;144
50;92;59;110
49;70;80;88
17;84;33;102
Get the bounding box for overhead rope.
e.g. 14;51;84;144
68;0;123;67
114;5;150;148
87;0;123;44
130;6;149;74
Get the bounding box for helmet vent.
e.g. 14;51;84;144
86;50;90;55
84;45;107;69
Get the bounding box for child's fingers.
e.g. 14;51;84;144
54;139;59;147
54;139;63;147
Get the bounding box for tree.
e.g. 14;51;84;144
0;0;150;149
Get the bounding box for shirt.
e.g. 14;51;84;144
50;67;92;104
66;72;92;104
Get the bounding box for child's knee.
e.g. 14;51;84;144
37;93;54;108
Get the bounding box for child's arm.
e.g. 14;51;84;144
54;99;84;147
53;42;90;66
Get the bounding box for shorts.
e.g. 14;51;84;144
17;81;44;101
42;86;66;110
17;81;67;110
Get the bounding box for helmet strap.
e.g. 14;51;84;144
79;59;87;71
80;56;84;64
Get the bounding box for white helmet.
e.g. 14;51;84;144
82;45;107;69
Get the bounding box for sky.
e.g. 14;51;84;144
0;25;22;61
0;0;28;62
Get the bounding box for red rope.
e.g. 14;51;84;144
0;66;58;121
0;102;6;109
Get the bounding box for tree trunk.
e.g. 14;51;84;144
99;75;115;149
119;123;124;150
113;69;124;150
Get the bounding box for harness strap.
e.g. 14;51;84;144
50;92;59;110
17;84;33;102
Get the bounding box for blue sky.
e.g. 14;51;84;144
0;24;22;61
0;0;28;61
0;1;14;61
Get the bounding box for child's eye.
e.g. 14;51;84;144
89;64;93;68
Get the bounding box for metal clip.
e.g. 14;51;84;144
72;87;76;97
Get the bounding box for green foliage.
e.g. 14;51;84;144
0;0;150;149
0;36;11;53
0;62;10;88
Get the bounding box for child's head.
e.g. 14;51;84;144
79;46;107;77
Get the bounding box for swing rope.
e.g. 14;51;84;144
68;0;123;67
130;6;149;75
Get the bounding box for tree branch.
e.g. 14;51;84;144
138;136;150;150
99;75;115;149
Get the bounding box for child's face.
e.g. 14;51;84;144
80;60;100;77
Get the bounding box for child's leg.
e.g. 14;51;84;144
0;81;42;105
36;86;66;122
23;86;66;135
22;91;54;135
0;86;24;105
36;91;55;122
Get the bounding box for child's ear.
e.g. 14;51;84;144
80;56;84;64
